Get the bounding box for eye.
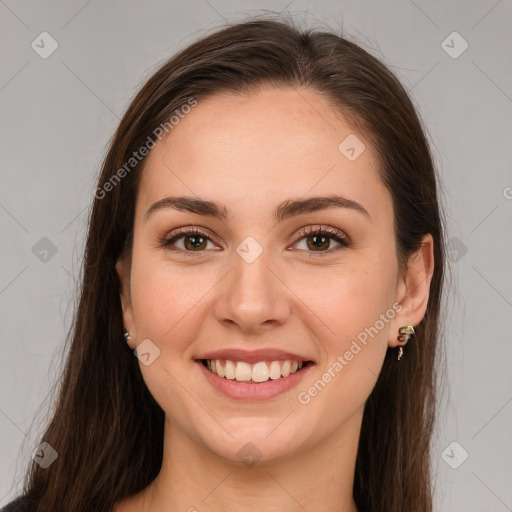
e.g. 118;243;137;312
160;225;350;257
291;226;350;256
160;227;218;256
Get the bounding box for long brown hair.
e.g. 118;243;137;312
13;16;444;512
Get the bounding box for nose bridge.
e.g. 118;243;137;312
214;237;290;331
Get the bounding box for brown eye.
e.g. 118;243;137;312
293;226;350;255
181;234;208;251
305;234;331;251
161;228;217;254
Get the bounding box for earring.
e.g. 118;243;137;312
124;330;132;341
397;325;415;360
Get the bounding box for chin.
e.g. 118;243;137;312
199;421;309;468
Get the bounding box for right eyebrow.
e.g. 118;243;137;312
144;196;230;222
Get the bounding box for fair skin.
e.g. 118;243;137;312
113;87;434;512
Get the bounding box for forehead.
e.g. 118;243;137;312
137;87;390;222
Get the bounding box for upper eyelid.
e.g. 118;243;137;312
164;226;219;244
163;225;349;248
296;225;348;238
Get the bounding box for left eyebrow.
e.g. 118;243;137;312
144;194;370;223
274;195;370;222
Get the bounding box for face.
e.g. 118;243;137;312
117;86;432;465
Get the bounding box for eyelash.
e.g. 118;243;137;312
160;225;350;258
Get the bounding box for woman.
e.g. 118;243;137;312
4;16;444;512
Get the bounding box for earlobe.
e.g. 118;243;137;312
389;234;434;348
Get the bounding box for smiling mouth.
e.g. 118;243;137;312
199;358;313;383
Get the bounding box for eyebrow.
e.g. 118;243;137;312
144;195;370;223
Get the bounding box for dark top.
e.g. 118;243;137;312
2;496;114;512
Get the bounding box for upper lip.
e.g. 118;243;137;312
195;348;313;364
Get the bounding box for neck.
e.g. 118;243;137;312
137;410;362;512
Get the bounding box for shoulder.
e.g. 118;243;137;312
1;496;37;512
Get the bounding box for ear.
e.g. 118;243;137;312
115;256;137;349
389;233;434;348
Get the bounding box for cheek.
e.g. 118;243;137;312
290;257;397;348
129;258;210;350
128;259;214;418
293;265;396;428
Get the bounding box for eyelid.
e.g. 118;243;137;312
160;224;350;256
289;225;350;256
293;224;350;244
159;226;221;257
163;226;219;244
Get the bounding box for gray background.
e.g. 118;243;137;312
1;1;511;511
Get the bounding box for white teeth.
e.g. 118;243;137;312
235;362;252;381
269;361;281;380
215;359;225;377
252;362;269;382
224;360;236;379
205;359;306;382
280;360;291;377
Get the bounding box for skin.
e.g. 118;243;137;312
114;86;434;512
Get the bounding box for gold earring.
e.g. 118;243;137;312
397;325;414;360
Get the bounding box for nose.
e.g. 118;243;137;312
213;247;291;335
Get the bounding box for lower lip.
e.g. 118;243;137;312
196;360;314;401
